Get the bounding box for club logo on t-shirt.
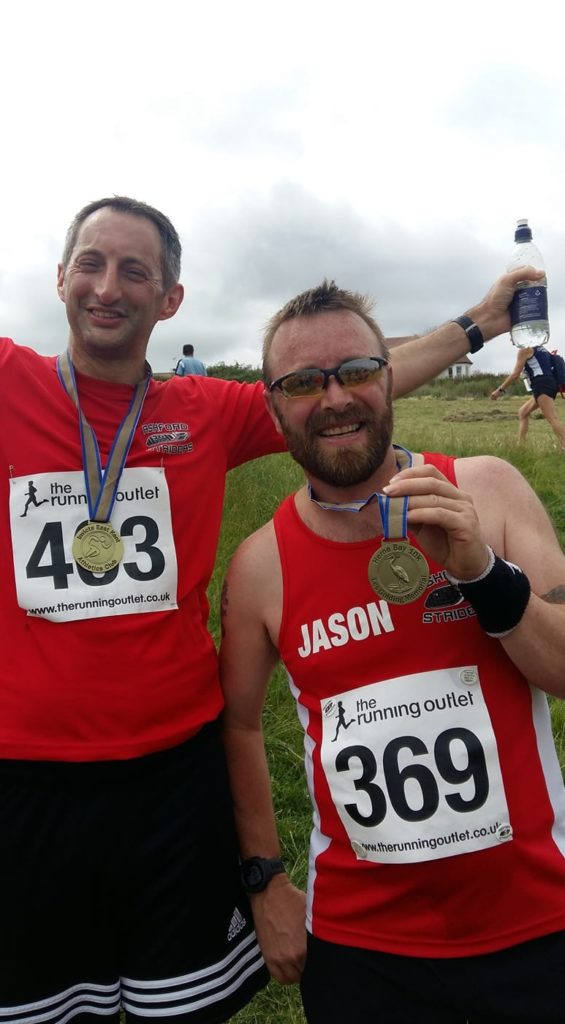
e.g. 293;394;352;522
142;421;193;455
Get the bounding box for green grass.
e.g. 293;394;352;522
208;393;565;1023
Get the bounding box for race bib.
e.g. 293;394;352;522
10;468;178;622
321;667;512;864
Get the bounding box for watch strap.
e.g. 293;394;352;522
452;314;484;354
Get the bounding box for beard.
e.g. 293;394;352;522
277;390;394;488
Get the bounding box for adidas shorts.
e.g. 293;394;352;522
0;721;268;1023
301;930;565;1023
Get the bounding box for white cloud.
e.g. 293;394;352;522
1;0;563;376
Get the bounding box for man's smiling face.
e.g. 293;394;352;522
266;309;393;488
57;208;181;375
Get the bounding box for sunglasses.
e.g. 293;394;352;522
269;356;389;399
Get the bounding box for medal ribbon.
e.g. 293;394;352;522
380;444;411;540
309;443;412;540
57;352;151;523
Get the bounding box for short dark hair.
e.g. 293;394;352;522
183;344;194;356
61;196;182;290
263;279;387;379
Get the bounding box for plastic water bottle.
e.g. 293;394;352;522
520;368;532;393
507;219;549;348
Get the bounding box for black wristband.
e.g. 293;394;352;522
447;548;531;638
452;315;485;354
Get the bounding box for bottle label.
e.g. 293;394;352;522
510;285;548;325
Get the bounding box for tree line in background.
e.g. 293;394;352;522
408;373;527;400
154;362;263;384
206;362;263;383
155;364;531;400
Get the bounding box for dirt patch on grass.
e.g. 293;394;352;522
443;409;518;422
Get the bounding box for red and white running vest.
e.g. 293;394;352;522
274;453;565;957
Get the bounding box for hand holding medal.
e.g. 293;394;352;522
366;447;429;604
368;495;430;604
309;446;490;603
379;461;491;585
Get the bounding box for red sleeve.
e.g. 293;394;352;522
201;377;287;469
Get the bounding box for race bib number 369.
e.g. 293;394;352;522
10;469;178;622
321;668;511;864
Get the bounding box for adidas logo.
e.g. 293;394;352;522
227;907;247;942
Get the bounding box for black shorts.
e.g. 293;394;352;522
300;930;565;1024
531;374;558;400
0;721;268;1023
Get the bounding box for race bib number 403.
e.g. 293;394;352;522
10;469;178;622
320;667;511;864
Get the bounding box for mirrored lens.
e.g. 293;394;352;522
273;357;387;397
338;358;385;387
279;369;326;397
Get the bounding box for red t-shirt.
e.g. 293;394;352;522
0;338;284;760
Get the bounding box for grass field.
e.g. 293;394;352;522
207;392;565;1024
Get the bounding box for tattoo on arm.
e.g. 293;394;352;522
541;585;565;605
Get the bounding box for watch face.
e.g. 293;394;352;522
241;856;283;893
245;862;264;891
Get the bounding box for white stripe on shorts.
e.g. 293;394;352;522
0;981;120;1024
121;930;265;1018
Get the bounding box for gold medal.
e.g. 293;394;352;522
368;540;429;604
58;352;150;570
72;521;124;573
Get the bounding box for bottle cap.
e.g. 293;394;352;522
515;219;532;242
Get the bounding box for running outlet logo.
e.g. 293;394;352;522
10;467;179;623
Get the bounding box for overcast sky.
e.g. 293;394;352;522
1;0;562;375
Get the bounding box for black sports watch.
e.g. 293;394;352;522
240;856;285;893
451;315;484;354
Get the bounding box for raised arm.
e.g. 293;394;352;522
383;457;565;696
219;525;307;984
390;267;544;399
